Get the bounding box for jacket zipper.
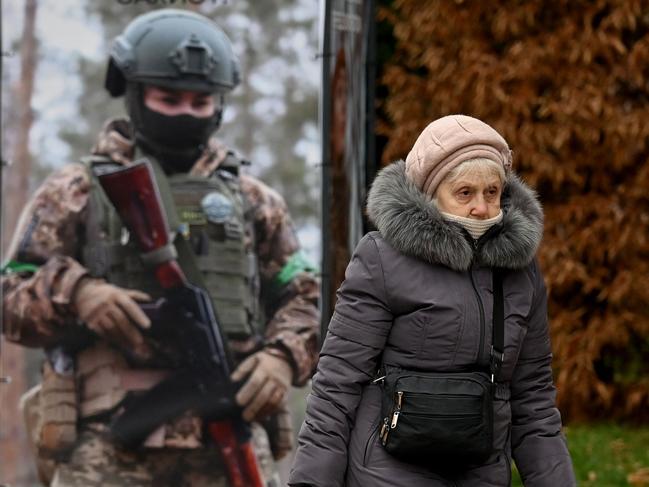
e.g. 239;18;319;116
469;259;486;366
468;224;499;369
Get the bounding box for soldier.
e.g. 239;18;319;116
1;9;319;487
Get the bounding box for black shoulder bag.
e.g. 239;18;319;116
378;269;505;468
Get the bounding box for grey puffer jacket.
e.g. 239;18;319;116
289;161;576;487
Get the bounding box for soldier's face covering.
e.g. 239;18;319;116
141;86;222;151
140;107;214;151
127;84;224;173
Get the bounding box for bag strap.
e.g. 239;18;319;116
490;268;505;383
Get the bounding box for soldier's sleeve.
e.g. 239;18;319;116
240;174;320;387
1;163;91;348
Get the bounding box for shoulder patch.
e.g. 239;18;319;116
201;191;234;224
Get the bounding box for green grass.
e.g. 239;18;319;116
512;423;649;486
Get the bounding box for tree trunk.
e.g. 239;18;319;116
3;0;38;251
1;0;40;485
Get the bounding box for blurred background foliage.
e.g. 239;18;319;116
375;0;649;423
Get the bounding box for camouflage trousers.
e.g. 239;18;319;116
50;423;280;487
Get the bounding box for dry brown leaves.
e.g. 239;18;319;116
378;0;649;421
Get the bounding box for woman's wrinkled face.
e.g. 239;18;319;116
435;169;502;219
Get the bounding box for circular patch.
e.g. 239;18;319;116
201;192;234;224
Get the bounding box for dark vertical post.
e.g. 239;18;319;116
319;0;333;342
364;0;378;214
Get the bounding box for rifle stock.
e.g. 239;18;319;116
97;159;264;487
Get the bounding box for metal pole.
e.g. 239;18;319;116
319;0;333;342
364;0;378;216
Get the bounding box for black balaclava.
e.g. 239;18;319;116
125;82;223;173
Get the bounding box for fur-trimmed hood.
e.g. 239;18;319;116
367;160;543;271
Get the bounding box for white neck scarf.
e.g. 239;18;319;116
440;210;503;240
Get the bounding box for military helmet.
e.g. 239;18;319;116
105;9;240;97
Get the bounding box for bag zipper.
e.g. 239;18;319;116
390;390;482;419
380;417;390;444
391;391;403;428
394;372;491;391
398;411;483;419
381;391;403;445
403;391;481;399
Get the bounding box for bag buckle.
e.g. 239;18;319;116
372;365;386;384
489;346;504;383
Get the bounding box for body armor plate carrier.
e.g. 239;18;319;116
82;155;261;340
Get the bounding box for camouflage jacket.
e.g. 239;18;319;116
2;119;320;386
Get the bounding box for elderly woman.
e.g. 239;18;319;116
289;115;576;486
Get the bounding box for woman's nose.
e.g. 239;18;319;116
470;197;488;218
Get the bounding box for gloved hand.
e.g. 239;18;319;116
73;277;152;358
231;350;293;422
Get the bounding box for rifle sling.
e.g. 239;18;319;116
144;156;212;292
173;232;211;292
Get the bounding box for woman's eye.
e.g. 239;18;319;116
162;97;179;105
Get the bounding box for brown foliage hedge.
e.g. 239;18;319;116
377;0;649;421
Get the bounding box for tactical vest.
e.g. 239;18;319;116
81;155;261;340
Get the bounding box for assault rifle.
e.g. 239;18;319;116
95;159;264;487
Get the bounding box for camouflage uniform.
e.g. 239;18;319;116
49;424;278;487
2;119;320;485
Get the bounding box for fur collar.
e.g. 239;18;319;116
366;160;543;271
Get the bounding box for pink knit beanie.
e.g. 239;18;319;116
404;115;513;198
